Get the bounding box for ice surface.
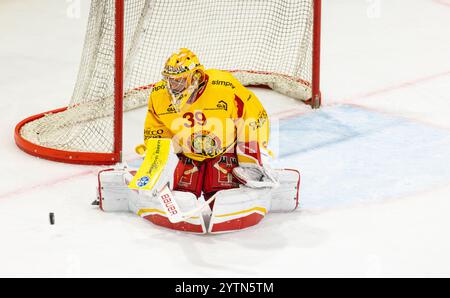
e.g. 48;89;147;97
1;0;450;277
273;105;450;210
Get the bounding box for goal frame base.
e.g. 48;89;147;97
15;107;121;165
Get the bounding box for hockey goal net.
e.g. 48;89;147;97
15;0;322;165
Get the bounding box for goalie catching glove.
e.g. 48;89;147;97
232;164;279;189
232;141;279;189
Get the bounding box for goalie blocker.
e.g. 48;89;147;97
95;139;300;234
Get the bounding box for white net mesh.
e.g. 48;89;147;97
20;0;316;154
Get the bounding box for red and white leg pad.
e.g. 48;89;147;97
131;191;207;234
97;168;206;234
269;169;301;212
209;168;301;234
97;168;136;212
209;187;271;234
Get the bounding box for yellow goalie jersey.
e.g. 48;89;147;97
144;69;270;164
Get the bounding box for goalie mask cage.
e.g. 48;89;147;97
15;0;322;165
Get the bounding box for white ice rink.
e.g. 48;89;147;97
0;0;450;277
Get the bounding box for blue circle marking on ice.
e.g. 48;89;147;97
137;176;150;187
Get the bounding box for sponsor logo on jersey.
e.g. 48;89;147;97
211;80;236;89
152;84;166;92
144;128;164;139
216;100;228;111
155;104;178;118
249;110;269;130
167;104;177;114
204;100;228;111
157;104;177;116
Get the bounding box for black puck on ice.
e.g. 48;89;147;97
49;213;55;225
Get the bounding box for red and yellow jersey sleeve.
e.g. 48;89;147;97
230;76;270;166
144;85;173;141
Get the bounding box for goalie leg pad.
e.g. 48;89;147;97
97;168;136;212
270;169;301;212
208;169;300;233
208;187;271;234
98;167;206;233
132;191;207;234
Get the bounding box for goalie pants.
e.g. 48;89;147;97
173;153;240;203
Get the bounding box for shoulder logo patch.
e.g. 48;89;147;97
204;100;228;112
216;100;228;111
166;104;177;114
156;104;177;116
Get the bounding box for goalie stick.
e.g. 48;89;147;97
130;139;215;224
155;183;216;223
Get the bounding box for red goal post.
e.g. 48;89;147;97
15;0;322;165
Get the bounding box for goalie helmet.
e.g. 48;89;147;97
162;48;205;111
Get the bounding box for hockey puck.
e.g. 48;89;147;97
49;213;55;225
